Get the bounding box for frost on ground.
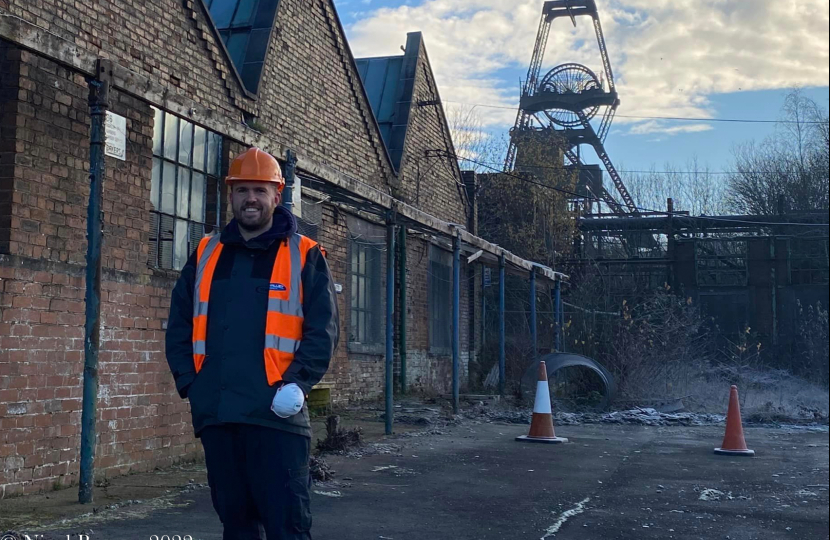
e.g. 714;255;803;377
463;405;727;427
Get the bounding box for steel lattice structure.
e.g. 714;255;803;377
505;0;636;215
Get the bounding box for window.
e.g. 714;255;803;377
790;238;829;285
429;245;452;351
150;107;223;270
349;236;383;347
696;239;747;287
204;0;280;93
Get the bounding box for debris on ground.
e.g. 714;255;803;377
347;443;402;458
316;415;363;453
380;406;444;426
697;488;733;501
312;489;342;498
462;404;727;427
310;455;335;482
557;408;727;427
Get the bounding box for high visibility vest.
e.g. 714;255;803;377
192;233;318;386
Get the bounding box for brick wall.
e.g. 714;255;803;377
257;0;394;189
5;0;242;116
0;45;199;497
395;35;467;226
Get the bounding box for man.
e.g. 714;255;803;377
165;147;339;539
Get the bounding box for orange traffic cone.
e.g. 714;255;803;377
516;361;568;444
714;385;755;457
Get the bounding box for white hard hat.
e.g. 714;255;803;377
271;383;305;418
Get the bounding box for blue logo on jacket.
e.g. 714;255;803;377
270;283;287;291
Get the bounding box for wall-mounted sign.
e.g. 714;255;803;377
105;112;127;161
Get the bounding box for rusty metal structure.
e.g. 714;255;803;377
505;0;634;215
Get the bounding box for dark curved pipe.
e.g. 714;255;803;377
522;352;616;409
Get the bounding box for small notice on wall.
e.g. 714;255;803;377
105;112;127;161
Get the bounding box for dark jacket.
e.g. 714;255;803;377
165;206;339;438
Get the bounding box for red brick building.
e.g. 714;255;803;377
0;0;559;497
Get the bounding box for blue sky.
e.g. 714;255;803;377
333;0;829;175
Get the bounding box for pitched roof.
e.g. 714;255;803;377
355;35;420;172
203;0;280;94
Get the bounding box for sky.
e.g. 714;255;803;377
332;0;830;176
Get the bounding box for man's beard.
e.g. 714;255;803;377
235;204;273;231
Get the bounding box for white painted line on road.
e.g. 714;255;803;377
541;497;591;539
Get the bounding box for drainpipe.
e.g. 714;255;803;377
282;149;297;214
452;231;461;414
498;254;506;396
79;60;111;504
385;221;396;435
398;226;407;394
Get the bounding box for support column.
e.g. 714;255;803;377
452;232;461;414
385;222;396;435
398;226;407;393
553;280;562;352
498;254;506;396
529;267;537;363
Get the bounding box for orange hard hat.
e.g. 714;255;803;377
226;147;285;191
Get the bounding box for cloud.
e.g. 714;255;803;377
628;121;714;135
339;0;829;136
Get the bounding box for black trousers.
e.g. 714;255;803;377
200;424;312;540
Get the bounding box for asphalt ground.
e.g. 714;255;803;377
7;421;828;540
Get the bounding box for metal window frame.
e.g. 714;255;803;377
789;237;830;286
348;238;383;347
694;238;748;288
429;246;453;353
150;107;222;270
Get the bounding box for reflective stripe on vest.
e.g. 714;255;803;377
192;235;223;373
192;232;317;386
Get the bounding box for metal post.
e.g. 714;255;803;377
481;266;486;378
282;149;297;213
452;232;461;414
667;198;675;288
529;268;537;363
498;254;506;396
553;280;562;352
559;286;566;353
385;222;396;435
770;239;777;346
398;226;407;394
80;61;110;504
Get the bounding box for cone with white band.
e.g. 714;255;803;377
516;361;568;444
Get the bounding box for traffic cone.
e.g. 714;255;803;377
714;385;755;457
516;361;568;444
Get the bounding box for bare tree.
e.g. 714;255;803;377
727;89;830;215
625;156;729;216
446;104;509;173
